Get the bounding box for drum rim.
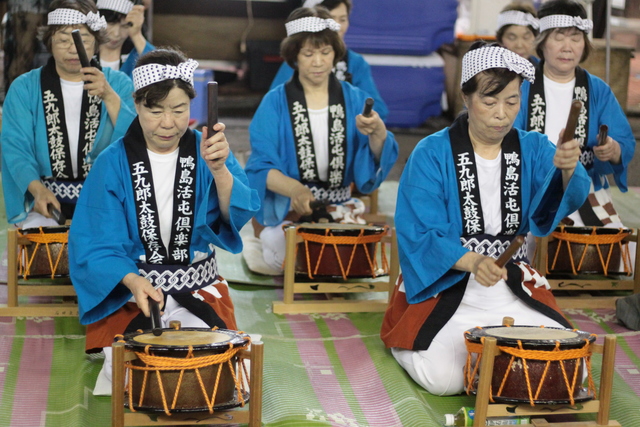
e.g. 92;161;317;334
122;327;248;351
125;389;250;413
20;225;70;233
464;325;595;347
553;226;632;235
296;222;385;233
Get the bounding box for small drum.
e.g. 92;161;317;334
294;222;388;280
546;226;632;275
464;325;596;405
18;226;69;278
120;327;251;414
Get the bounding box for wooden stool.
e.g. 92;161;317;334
470;318;618;427
111;339;264;427
534;227;640;309
0;227;77;317
272;224;399;314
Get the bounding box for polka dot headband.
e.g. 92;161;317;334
47;8;107;31
461;45;535;87
539;14;593;34
96;0;134;15
285;16;341;37
497;10;539;31
132;59;199;92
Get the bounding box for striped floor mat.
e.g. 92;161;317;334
1;284;640;426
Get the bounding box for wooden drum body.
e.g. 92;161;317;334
121;328;250;413
18;226;69;278
294;223;388;280
464;325;596;404
546;226;632;275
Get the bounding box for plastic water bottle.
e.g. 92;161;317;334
444;407;530;426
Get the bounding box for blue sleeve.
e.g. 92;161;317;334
514;80;530;131
119;40;155;78
269;62;294;91
348;50;389;122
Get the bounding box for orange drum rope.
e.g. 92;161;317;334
464;331;597;406
116;334;251;416
297;225;389;280
17;228;68;279
549;226;632;275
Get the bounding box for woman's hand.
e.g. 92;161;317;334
81;67;114;100
472;256;508;287
126;5;146;39
593;136;622;165
289;183;315;216
27;180;60;218
200;123;230;175
122;273;164;317
356;109;387;161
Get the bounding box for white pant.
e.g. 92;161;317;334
19;211;59;229
259;222;290;272
391;283;565;396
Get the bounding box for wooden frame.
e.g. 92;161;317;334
0;228;78;317
534;228;640;309
111;340;264;427
472;334;619;427
273;226;398;314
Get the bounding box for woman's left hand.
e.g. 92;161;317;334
201;122;229;174
593;136;622;165
553;136;581;170
355;109;386;139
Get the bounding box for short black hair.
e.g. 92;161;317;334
318;0;352;14
134;49;197;108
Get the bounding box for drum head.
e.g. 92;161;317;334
297;222;385;236
465;325;595;348
123;328;248;352
20;225;70;234
554;226;631;236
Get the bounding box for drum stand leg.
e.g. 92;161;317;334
472;335;619;427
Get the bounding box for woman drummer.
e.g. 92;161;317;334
514;0;635;228
380;42;591;395
245;6;398;273
69;48;260;395
496;1;540;64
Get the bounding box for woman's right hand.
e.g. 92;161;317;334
289;183;315;216
27;180;60;218
472;255;508;287
554;130;581;171
122;273;164;317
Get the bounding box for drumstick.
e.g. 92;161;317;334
495;235;525;268
207;81;218;137
597;124;609;146
125;0;143;27
309;199;330;210
362;97;374;117
148;297;162;336
47;204;66;226
71;29;91;69
558;100;583;145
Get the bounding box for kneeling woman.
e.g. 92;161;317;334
381;42;591;396
69;49;260;395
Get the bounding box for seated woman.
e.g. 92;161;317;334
1;0;136;228
381;42;591;396
245;5;398;274
96;0;154;78
269;0;389;121
69;49;260;395
514;0;635;228
496;1;540;64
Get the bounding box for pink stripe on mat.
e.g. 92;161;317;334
0;315;16;414
325;318;402;427
10;319;55;427
286;314;357;424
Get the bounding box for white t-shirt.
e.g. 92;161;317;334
60;78;84;178
308;106;329;182
148;148;179;250
100;58;121;72
543;75;575;145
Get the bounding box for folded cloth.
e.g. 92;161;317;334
616;293;640;331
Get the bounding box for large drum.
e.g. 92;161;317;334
120;327;251;414
464;325;596;405
18;226;69;278
546;226;632;275
294;222;388;280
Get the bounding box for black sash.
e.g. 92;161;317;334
449;114;522;237
285;72;347;190
526;62;593;169
40;56;102;179
123;118;197;265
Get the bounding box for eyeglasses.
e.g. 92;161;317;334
52;36;95;50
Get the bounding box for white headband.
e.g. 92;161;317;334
539;14;593;34
302;0;324;7
461;46;535;87
285;16;341;36
47;8;107;31
132;59;199;92
497;11;539;31
96;0;134;15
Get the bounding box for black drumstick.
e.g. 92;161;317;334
309;199;330;210
71;29;91;69
148;297;162;336
597;124;609;146
558;100;583;145
207;81;218;137
47;204;66;225
495;235;525;268
362;97;374;117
